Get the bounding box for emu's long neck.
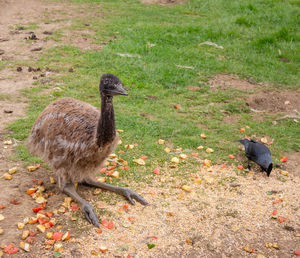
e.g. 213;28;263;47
97;94;116;147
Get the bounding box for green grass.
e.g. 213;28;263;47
6;0;300;182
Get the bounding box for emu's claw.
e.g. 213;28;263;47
82;203;100;227
122;188;148;206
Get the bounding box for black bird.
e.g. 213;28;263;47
239;138;273;177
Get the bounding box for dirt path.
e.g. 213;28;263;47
0;0;300;257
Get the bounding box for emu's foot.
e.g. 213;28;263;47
82;203;100;227
121;188;148;206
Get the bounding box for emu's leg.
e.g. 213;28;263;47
83;178;148;206
62;182;100;227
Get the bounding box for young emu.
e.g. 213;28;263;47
28;74;148;227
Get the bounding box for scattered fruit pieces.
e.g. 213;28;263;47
237;165;244;170
54;243;63;252
157;139;165;145
52;232;63;241
243;246;254;253
0;214;4;221
295;250;300;256
0;205;5;209
35;196;47;204
125;144;134;149
272;210;277;216
197;145;204;150
260;137;268;144
277;216;287;223
27;188;37;195
164;147;171;153
181;185;192;192
220;164;226;169
193;178;202;184
280;156;288;162
62;232;70;241
96;177;106;183
140;155;148;160
229;154;235;160
46;232;53;239
4;244;19;254
179;154;187;160
133;158;145;166
17;222;25;229
99;245;108;253
153;168;160;175
112;171;119;179
27;164;40;172
266;242;280;249
117;129;124;133
8;167;17;174
203;159;211;167
102;220;114;230
206;148;214;153
10;198;21;205
19;241;30;252
200;133;207;139
3;173;12;180
174;104;180;109
240;128;245;133
50;176;56;184
280;170;289;176
171;157;180;164
36;225;46;233
3;140;13;145
191;152;198;157
108;153;117;158
147;243;155;249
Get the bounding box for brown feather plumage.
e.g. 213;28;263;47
27;97;119;187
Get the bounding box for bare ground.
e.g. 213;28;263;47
0;1;300;258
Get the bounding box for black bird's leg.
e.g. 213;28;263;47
83;177;148;206
260;166;264;172
247;161;251;170
61;182;100;227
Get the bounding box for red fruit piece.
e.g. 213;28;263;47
237;165;244;170
277;216;287;223
153;168;160;175
10;198;21;205
32;207;43;213
220;164;226;169
123;204;129;209
102;220;114;229
0;205;6;209
128;217;135;224
52;232;63;241
4;244;19;254
229;154;235;160
26;237;36;244
191;152;199;157
280;156;288;162
107;222;114;230
46;211;54;218
140;156;148;160
71;203;80;211
29;231;38;237
100;168;107;173
295;250;300;256
272;200;282;205
272;210;277;215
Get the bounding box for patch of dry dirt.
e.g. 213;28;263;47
246;90;300;113
208;74;262;91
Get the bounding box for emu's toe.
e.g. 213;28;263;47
122;188;148;206
82;203;100;227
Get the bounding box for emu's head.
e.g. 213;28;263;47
99;74;128;97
